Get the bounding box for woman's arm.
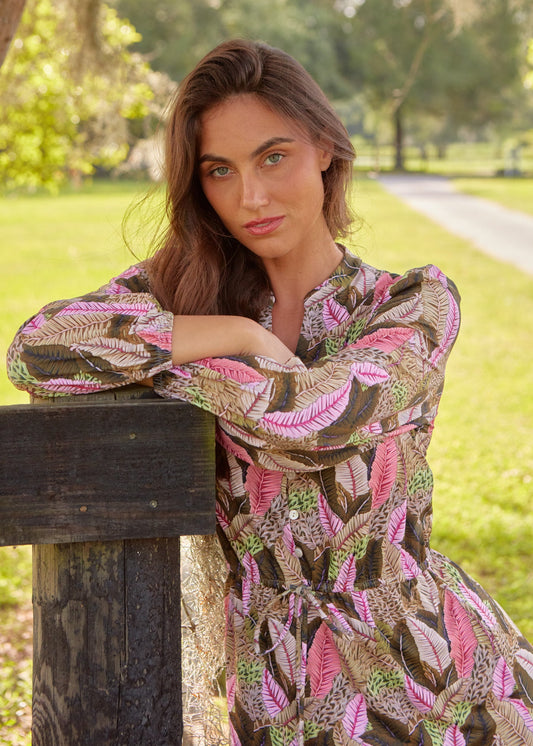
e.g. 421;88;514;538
6;263;294;397
154;266;461;466
171;316;294;366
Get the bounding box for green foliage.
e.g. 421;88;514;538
0;0;154;191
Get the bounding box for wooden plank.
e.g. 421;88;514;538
32;538;182;744
0;399;216;545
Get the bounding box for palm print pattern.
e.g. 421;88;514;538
7;251;533;745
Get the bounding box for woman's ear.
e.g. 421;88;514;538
317;139;333;171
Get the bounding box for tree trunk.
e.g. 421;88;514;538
0;0;26;68
394;107;404;171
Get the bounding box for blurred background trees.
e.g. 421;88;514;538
1;0;532;189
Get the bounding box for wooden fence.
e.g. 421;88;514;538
0;386;216;745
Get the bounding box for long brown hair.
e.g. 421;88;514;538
148;39;355;318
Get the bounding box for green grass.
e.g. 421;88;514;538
1;177;532;740
451;176;533;216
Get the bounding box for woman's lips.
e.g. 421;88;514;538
243;215;285;236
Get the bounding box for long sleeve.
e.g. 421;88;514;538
6;264;174;397
153;265;460;469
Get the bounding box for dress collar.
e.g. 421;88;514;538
303;245;361;305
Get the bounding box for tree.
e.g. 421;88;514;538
0;0;26;67
0;0;154;190
334;0;530;169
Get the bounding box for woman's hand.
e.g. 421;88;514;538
171;315;294;366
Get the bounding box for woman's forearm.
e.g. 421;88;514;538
171;315;294;366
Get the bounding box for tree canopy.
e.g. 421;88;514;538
0;0;154;190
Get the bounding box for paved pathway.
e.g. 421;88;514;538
378;174;533;276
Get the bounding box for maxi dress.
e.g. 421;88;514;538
7;251;533;745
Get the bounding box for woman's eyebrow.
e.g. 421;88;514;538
199;136;295;165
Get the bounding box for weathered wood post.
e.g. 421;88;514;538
0;386;216;745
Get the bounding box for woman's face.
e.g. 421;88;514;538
198;94;332;265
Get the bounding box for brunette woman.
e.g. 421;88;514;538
8;40;533;745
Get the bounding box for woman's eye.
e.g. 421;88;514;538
210;165;231;177
264;152;283;166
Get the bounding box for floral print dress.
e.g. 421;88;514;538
7;251;533;745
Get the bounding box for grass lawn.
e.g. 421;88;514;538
451;177;533;217
1;177;532;741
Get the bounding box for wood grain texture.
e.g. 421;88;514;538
0;396;216;545
32;538;182;745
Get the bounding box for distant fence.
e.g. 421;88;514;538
0;386;216;745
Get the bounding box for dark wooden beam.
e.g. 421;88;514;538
0;398;216;545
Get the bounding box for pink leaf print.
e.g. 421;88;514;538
459;584;498;629
443;724;466;746
342;694;368;740
242;576;251;615
215;502;230;530
369;439;397;509
373;272;396;306
57;300;155;316
333;554;357;592
268;618;297;684
406;618;451;674
242;552;260;584
428;264;448;287
39;378;104;394
388;502;407;546
216;427;254;465
323;297;350;330
245;465;283;516
226;674;236;711
430;293;460;365
492;656;516;700
352;591;375;627
308;623;342;698
350;327;414;353
516;649;533;680
350;361;389;387
318;494;343;537
443;591;477;678
335;456;369;498
404;675;436;714
261;669;290;716
21;312;48;333
509;701;533;732
261;378;352;438
400;549;421;579
196;357;266;384
135;329;173;351
283;524;296;554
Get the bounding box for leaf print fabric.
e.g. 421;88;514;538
7;250;533;745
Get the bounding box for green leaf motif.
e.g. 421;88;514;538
452;701;473;727
236;659;263;684
422;719;446;745
288;484;318;513
408;468;434;495
325;337;341;356
346;318;366;344
304;721;321;738
392;380;409;410
367;668;404;696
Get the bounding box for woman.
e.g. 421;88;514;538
7;40;533;745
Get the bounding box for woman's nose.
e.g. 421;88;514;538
240;173;269;211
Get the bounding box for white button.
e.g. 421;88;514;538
294;547;303;558
289;509;299;520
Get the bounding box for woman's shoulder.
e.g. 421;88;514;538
355;259;460;306
96;261;151;295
